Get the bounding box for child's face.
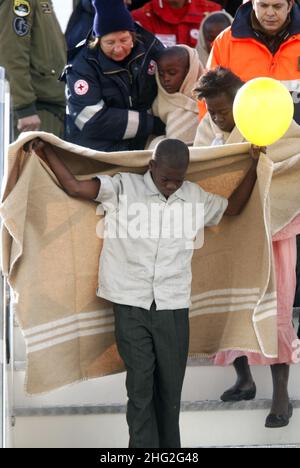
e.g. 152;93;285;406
206;92;235;133
203;19;231;53
149;161;187;199
157;55;189;94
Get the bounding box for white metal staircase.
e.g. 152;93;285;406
9;311;300;448
1;63;300;448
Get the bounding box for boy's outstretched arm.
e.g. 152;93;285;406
26;139;100;200
225;145;266;216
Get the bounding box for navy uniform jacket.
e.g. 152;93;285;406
62;25;164;151
65;0;94;50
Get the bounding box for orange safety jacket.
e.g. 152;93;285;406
200;1;300;123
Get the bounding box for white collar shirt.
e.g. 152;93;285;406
94;170;228;310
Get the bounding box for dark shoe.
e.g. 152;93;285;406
265;403;293;428
220;383;256;402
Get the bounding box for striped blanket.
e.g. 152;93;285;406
2;129;300;394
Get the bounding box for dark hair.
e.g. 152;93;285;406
203;13;232;30
153;139;190;169
157;46;189;65
194;66;244;102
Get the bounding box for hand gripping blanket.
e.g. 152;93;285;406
2;128;299;394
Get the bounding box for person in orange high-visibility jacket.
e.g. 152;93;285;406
206;0;300;123
201;0;300;429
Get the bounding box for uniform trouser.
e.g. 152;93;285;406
113;302;189;449
14;109;64;139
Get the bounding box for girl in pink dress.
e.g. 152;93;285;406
214;220;299;427
194;67;299;427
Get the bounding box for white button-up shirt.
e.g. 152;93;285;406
94;171;228;310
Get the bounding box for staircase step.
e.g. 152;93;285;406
12;401;300;448
9;309;300;448
13;398;300;416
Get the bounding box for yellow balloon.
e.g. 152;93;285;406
233;77;294;146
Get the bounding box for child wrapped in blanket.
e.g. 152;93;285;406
147;45;203;149
193;66;299;429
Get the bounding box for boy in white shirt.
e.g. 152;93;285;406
28;137;261;448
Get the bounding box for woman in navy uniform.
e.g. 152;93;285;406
65;0;150;50
63;0;165;152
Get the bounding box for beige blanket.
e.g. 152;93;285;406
194;112;244;148
1;129;300;394
194;114;300;235
149;45;203;148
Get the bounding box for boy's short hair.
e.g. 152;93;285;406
194;66;244;102
203;12;232;30
157;46;189;67
153;139;190;169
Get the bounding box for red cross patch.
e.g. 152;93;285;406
74;80;89;96
147;60;157;76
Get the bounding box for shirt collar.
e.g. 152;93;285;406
143;170;187;202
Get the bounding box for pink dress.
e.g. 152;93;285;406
214;215;300;366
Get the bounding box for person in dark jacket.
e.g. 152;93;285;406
65;1;151;50
63;0;165;152
65;0;94;49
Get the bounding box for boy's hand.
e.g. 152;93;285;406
24;138;48;163
249;145;267;161
24;137;44;152
29;138;45;153
226;144;263;216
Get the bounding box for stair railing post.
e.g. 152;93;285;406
0;66;12;449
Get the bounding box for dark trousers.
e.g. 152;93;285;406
113;302;189;449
